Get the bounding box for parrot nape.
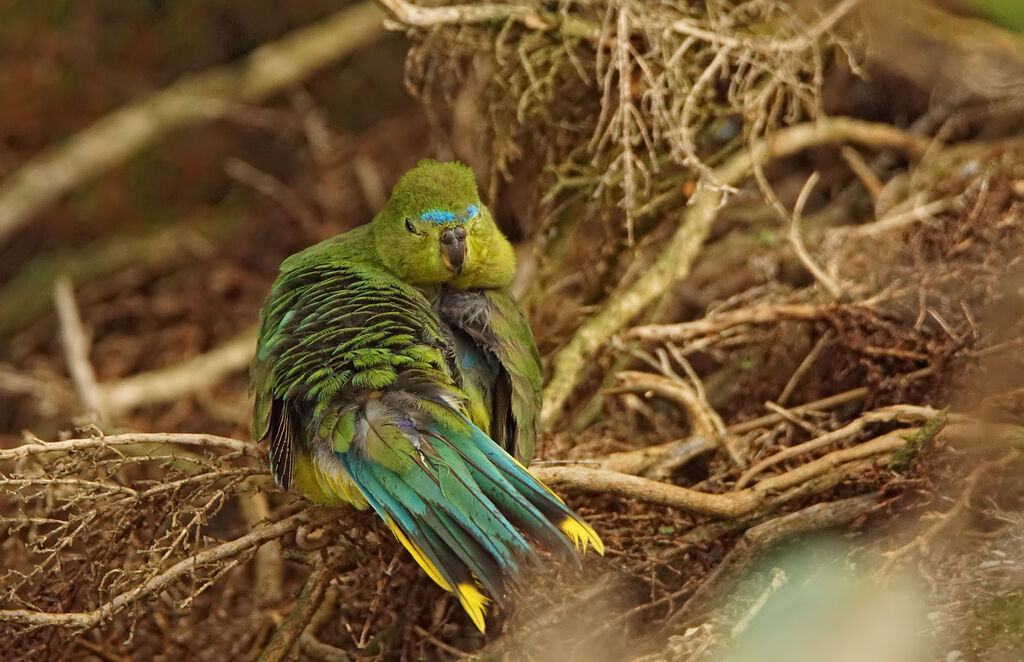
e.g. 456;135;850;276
250;160;602;631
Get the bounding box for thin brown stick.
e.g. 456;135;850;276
376;0;598;38
852;197;954;238
726;365;934;435
593;437;717;477
670;0;863;54
778;329;834;405
225;158;320;230
615;371;720;441
840;145;884;201
414;625;471;656
258;560;337;662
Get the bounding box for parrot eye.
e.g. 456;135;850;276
404;218;418;234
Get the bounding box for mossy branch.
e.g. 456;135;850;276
889;407;948;470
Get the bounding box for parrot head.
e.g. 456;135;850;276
374;160;515;288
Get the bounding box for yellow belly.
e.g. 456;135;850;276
291;450;369;509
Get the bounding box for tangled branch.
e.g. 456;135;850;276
541;117;930;427
0;510;336;630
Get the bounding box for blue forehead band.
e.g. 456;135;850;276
419;205;481;224
420;209;457;223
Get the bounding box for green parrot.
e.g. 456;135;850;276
250;160;602;631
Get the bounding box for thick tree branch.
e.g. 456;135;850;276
0;2;385;245
101;327;257;414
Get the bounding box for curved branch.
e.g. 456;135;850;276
0;2;385;245
540;117;931;428
533;426;911;518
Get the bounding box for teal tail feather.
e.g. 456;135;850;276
336;404;602;632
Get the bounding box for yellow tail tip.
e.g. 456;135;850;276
456;582;490;633
384;516;453;592
560;517;605;556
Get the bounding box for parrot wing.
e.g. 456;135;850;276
438;286;543;464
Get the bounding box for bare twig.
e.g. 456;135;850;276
225;158;320;231
0;2;385;245
53;277;106;420
414;625;471;656
628;303;829;343
0;432;261;463
615;371;719;443
852;197;954;238
777;330;834;406
615;368;740;466
593;437;718;478
670;0;863;54
840;146;883;201
376;0;598;38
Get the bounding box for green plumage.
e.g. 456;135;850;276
250;161;601;632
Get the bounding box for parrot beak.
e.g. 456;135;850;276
440;227;467;274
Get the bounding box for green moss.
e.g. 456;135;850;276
889;408;948;471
